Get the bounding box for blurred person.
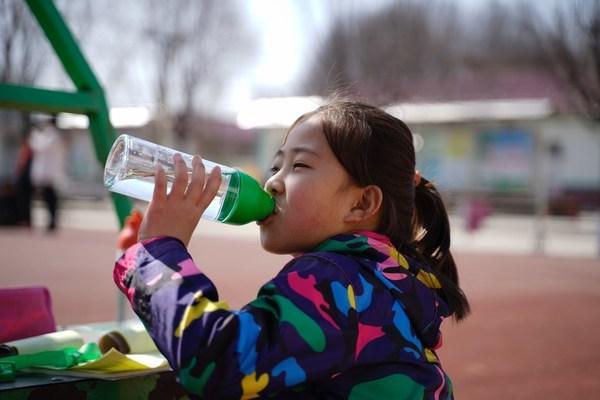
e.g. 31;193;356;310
465;197;492;232
14;130;34;227
114;100;470;398
30;115;66;232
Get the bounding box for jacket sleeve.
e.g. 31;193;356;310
114;236;358;399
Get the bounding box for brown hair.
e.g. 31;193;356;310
290;100;470;320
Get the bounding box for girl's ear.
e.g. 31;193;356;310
344;185;383;224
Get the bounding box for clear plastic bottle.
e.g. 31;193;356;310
104;134;274;225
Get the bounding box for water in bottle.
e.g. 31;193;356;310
104;134;274;225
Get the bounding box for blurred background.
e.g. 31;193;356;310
0;0;599;398
1;0;599;252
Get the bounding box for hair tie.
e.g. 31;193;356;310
414;170;422;187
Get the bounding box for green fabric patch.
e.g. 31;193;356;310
314;235;371;255
180;358;215;395
348;374;425;400
252;294;326;352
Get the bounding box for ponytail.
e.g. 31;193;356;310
300;100;470;320
411;177;470;321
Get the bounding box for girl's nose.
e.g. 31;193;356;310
265;175;284;196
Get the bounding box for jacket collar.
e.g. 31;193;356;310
314;231;451;349
314;231;443;291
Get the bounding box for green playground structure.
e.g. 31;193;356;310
0;0;132;227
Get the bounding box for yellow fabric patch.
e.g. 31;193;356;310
241;371;269;399
416;270;442;289
347;285;356;310
390;247;409;269
174;291;229;337
424;348;438;363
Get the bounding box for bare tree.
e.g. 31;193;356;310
462;1;545;71
0;0;48;86
521;0;600;255
0;0;96;88
300;0;462;104
0;0;44;175
525;0;600;121
175;1;254;140
0;0;94;181
141;0;255;144
141;0;191;143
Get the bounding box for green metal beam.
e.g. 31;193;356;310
24;0;102;92
16;0;133;227
0;84;100;114
0;0;133;227
88;104;116;165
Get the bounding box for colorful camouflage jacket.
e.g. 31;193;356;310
114;231;454;399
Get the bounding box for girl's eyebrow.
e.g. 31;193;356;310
275;146;319;158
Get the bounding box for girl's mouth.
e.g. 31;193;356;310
257;209;277;226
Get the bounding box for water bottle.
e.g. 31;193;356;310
104;134;274;225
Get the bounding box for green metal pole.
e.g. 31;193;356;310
24;0;102;92
0;84;100;114
89;103;133;223
23;0;132;226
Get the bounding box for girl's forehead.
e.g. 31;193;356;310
283;116;325;147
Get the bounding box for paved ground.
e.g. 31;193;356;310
29;199;600;258
1;202;600;399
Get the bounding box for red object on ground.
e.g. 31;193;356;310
116;209;143;251
0;286;56;342
466;199;492;232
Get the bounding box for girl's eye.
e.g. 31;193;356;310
293;163;309;169
269;166;280;175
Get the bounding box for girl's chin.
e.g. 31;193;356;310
260;234;317;255
260;233;298;255
260;237;285;254
260;245;288;255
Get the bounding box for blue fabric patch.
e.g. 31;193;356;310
272;357;307;387
355;274;373;312
392;302;422;351
331;281;351;316
236;311;260;375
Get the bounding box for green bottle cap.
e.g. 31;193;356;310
222;171;274;225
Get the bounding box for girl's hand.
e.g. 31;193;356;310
139;153;222;247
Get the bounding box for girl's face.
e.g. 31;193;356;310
259;115;361;254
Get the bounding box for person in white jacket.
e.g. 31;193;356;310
30;115;66;231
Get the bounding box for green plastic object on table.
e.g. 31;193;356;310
0;343;101;382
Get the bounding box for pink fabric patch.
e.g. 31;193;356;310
171;258;201;280
433;365;445;400
355;322;385;360
381;271;408;281
376;257;398;269
356;230;392;246
113;243;144;303
287;271;339;330
359;233;398;269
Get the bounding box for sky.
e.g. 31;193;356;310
238;0;396;94
41;0;395;117
37;0;576;119
45;0;320;117
225;0;310;115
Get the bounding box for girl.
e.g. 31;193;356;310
114;100;470;399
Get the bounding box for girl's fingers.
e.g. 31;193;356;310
151;164;167;204
169;153;188;198
185;156;206;199
196;166;222;210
